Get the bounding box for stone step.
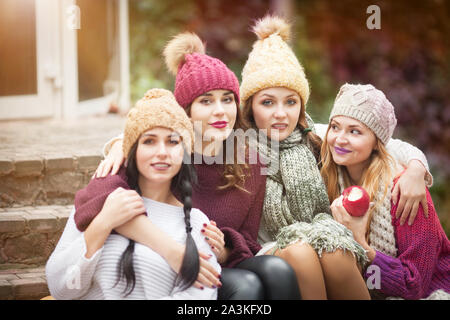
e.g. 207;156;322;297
0;114;125;208
0;154;101;207
0;266;49;300
0;205;72;269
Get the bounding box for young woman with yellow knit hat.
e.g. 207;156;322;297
324;83;449;300
46;89;221;299
240;15;434;300
73;33;301;299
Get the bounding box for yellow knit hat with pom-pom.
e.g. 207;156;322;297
123;88;194;158
240;15;310;107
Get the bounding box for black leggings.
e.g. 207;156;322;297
218;255;301;300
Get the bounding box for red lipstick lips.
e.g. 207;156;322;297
210;121;228;129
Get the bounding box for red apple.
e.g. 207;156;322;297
342;186;370;217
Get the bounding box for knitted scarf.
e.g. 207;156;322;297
337;166;397;257
256;126;368;266
259;128;330;236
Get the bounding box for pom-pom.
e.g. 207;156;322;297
142;88;172;100
252;15;291;41
163;32;205;75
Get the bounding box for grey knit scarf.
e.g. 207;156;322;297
256;123;369;266
259;128;331;237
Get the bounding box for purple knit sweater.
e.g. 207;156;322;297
364;183;450;299
74;155;266;268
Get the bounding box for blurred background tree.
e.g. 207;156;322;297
129;0;450;235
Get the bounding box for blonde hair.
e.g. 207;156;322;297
320;124;396;240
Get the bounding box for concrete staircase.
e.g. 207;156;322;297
0;115;125;299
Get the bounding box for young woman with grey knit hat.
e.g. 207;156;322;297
323;83;450;300
74;32;301;300
240;15;434;299
46;88;221;299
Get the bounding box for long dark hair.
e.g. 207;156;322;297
115;140;200;296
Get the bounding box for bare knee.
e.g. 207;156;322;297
320;249;359;278
277;243;320;268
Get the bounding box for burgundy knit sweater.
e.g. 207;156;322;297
364;178;450;299
74;156;266;268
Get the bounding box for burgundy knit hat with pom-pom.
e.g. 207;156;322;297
163;32;240;108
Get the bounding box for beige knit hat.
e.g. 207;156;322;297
330;83;397;145
123;88;194;157
240;15;310;107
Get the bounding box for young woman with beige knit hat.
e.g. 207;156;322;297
74;33;301;299
324;83;449;300
46;89;221;299
240;15;434;300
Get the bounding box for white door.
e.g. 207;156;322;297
61;0;129;118
0;0;129;120
0;0;60;120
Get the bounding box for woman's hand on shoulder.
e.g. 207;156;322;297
93;139;125;178
391;160;429;226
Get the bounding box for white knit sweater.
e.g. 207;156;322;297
46;197;221;300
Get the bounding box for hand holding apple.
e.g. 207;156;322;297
342;186;370;217
330;190;372;250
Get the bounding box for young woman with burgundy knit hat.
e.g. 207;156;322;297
324;83;450;300
74;33;301;300
240;15;435;300
46;88;220;299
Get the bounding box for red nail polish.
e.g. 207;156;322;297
203;223;207;227
201;229;205;233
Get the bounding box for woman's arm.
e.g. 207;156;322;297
82;187;145;258
314;121;432;185
332;185;444;300
45;209;104;300
115;214;221;287
392;160;429;226
74;167;221;288
315;121;432;226
386;138;432;186
362;188;443;299
158;216;221;300
315;120;432;184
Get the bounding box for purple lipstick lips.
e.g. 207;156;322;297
334;146;352;155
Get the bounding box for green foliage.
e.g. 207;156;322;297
129;0;196;101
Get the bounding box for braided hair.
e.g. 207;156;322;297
115;140;199;296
